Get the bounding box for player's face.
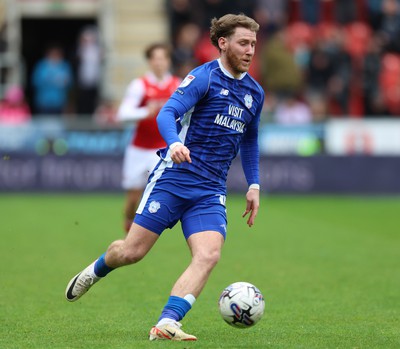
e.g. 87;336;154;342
149;48;171;79
220;27;257;78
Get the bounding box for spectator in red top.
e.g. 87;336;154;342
0;85;31;124
116;43;181;233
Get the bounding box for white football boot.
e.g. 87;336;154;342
65;261;101;302
149;321;197;341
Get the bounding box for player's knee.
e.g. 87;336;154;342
121;249;145;264
195;248;221;269
108;240;145;265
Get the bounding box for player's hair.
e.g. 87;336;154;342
210;14;260;51
144;43;172;60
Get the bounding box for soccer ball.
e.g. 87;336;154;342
218;281;265;328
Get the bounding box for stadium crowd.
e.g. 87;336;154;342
2;0;400;124
166;0;400;123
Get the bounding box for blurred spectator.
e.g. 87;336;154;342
307;93;329;123
93;98;117;126
199;0;231;31
171;22;202;78
334;0;358;24
0;24;7;85
284;21;314;70
379;0;400;52
194;31;219;65
231;0;257;17
75;26;102;116
0;85;31;124
165;0;202;42
260;30;303;99
254;0;289;37
367;0;384;30
164;0;400;118
274;92;313;124
31;44;73;115
362;33;387;116
305;39;336;100
298;0;321;25
326;29;353;115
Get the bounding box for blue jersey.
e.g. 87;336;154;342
157;59;265;186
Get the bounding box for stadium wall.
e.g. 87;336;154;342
1;153;400;194
1;119;400;194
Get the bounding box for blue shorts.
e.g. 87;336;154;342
134;164;227;239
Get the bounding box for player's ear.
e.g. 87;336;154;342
218;37;227;52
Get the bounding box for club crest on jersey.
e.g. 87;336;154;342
244;94;253;109
148;201;161;213
179;75;195;88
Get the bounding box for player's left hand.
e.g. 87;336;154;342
242;188;260;227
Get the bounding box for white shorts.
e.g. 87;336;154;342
121;145;160;190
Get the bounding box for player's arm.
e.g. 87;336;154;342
157;70;208;164
241;101;262;227
116;79;154;122
157;101;192;164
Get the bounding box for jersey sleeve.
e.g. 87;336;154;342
156;68;210;147
116;78;148;122
240;91;264;187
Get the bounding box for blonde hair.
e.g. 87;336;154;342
210;14;260;51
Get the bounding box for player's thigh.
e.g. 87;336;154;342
187;230;225;264
181;193;227;240
134;175;186;235
124;222;160;258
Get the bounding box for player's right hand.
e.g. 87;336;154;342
170;143;192;164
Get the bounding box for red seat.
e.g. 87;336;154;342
343;22;372;60
379;53;400;115
315;21;340;41
284;22;314;52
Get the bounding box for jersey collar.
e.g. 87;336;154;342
217;59;247;80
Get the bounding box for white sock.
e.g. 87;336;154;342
156;317;176;327
184;294;196;306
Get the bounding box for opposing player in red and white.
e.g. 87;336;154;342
116;43;181;233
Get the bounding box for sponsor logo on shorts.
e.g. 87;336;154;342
148;201;161;213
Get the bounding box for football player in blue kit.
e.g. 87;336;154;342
65;13;264;341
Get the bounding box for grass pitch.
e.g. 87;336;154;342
1;194;399;348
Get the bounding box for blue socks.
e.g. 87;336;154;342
93;253;114;277
93;255;194;323
158;296;193;322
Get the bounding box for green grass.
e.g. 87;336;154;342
1;194;399;348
